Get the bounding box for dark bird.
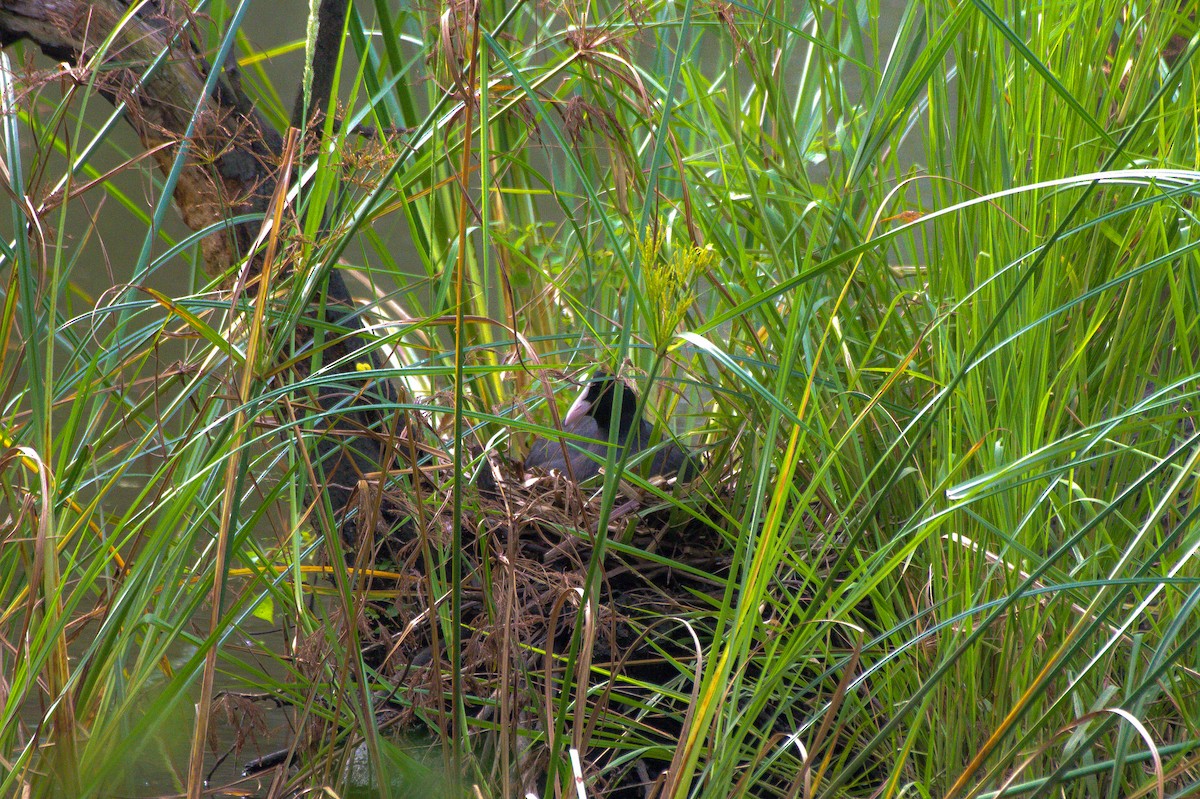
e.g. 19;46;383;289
525;370;695;482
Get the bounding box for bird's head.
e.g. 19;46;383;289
562;369;639;435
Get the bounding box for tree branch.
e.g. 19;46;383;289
0;0;396;520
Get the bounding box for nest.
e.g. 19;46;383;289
320;453;735;796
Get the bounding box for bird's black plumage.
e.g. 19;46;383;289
525;371;695;482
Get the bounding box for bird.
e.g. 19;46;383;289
525;370;695;482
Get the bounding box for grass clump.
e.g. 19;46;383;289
1;1;1199;798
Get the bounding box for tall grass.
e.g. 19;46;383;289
1;0;1199;797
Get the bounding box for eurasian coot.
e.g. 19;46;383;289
525;370;695;482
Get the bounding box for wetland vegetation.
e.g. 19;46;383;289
0;1;1198;797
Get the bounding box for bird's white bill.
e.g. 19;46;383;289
562;385;593;427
